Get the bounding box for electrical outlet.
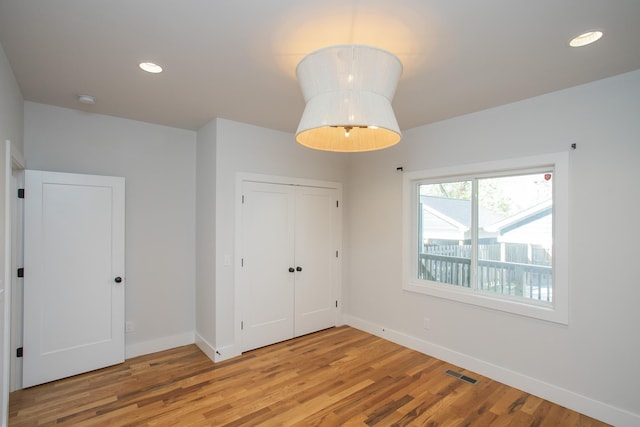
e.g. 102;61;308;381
125;321;134;333
423;317;430;330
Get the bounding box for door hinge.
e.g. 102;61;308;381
242;195;245;204
241;321;244;330
336;300;338;308
16;347;23;358
336;200;339;208
17;268;24;278
336;250;339;258
241;258;244;267
17;188;25;199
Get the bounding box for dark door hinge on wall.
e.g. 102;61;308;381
17;188;25;199
17;268;24;278
16;347;23;358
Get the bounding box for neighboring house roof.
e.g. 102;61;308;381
421;196;505;228
485;200;552;246
421;204;467;241
420;196;551;245
420;196;504;241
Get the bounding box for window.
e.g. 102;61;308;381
403;153;568;324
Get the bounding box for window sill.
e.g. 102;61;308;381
404;279;567;324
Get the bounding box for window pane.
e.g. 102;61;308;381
477;173;553;301
418;181;472;287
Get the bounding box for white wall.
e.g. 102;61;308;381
24;102;196;358
0;44;23;156
345;70;640;426
200;118;349;357
0;41;23;427
195;119;216;359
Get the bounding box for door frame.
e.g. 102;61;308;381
8;148;24;393
3;140;25;424
234;173;343;355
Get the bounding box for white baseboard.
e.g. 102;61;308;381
214;344;240;363
344;315;639;427
125;332;195;359
194;332;216;362
194;333;240;363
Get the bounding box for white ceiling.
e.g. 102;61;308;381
1;0;639;133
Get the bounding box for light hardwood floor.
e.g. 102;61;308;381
9;326;608;426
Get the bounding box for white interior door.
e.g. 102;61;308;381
240;180;339;352
240;181;295;352
23;170;125;387
294;186;338;336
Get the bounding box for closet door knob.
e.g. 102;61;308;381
296;266;302;272
288;267;295;273
114;276;123;283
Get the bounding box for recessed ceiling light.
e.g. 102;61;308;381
569;31;603;47
139;62;163;73
78;94;95;105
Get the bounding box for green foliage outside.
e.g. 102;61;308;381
419;173;552;216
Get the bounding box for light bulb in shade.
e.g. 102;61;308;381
139;62;163;73
569;31;603;47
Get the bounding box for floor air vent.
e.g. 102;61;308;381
444;369;478;385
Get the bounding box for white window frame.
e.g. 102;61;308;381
402;152;569;324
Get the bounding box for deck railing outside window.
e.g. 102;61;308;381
418;253;552;302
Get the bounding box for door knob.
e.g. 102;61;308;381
296;266;302;272
114;276;123;283
288;268;295;273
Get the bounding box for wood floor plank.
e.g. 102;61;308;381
9;326;610;426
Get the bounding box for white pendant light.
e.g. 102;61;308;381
295;45;403;152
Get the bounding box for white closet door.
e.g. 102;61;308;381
294;186;338;336
240;181;295;352
23;170;125;387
